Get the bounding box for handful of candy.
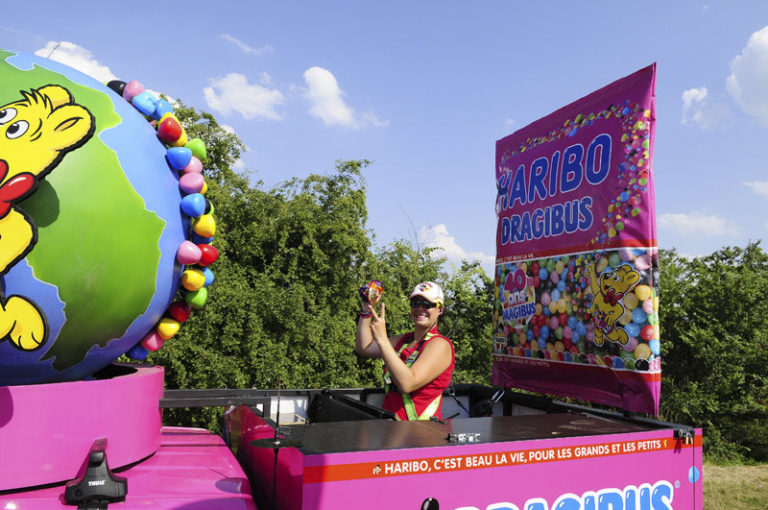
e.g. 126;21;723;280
358;280;384;304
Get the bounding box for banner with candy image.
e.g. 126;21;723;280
492;64;660;415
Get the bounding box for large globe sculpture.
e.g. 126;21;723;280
0;49;210;386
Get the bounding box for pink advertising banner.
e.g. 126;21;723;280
299;429;702;510
492;65;660;415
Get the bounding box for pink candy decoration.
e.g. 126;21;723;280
618;247;634;261
634;253;651;271
123;80;144;101
177;240;202;265
642;298;654;314
540;292;551;306
183;156;204;174
624;336;639;352
549;317;559;329
141;331;164;352
179;173;205;194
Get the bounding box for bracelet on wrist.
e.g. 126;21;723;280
359;311;373;319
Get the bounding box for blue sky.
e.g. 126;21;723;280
5;2;768;275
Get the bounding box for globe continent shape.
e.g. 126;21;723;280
0;50;186;386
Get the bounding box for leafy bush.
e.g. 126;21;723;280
660;244;768;462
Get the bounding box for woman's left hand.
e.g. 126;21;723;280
369;303;389;345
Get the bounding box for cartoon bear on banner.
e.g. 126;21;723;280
586;262;640;346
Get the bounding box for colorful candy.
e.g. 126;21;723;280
118;77;219;360
177;241;202;265
167;147;193;171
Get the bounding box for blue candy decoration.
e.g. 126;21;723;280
126;344;149;361
649;339;660;355
632;308;648;324
131;91;157;116
181;193;207;217
166;147;193;170
625;323;641;338
153;99;174;120
202;267;215;287
192;234;215;244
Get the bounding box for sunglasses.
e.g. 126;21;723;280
410;298;438;309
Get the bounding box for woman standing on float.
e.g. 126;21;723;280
355;282;455;421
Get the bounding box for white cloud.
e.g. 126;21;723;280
726;25;768;125
657;212;733;236
680;86;729;129
34;41;116;83
220;34;273;56
203;73;285;120
302;66;386;128
744;180;768;198
361;109;390;127
303;66;356;127
419;224;494;275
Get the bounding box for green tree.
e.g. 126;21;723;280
659;244;768;462
443;261;494;384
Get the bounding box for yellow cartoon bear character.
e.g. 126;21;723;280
0;85;94;351
585;261;640;346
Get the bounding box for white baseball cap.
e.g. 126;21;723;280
409;281;444;306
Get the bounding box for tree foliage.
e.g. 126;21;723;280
659;244;768;462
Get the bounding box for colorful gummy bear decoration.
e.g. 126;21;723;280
106;79;218;359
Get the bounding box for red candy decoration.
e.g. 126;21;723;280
197;244;219;267
157;116;183;144
640;325;656;341
168;302;192;323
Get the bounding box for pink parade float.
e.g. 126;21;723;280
0;51;701;510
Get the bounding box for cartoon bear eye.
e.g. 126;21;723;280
6;120;29;139
0;108;17;125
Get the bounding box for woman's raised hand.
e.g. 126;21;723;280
369;303;388;344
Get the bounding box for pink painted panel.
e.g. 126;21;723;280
302;428;702;510
0;364;163;490
0;426;258;509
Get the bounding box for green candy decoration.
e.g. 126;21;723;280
185;287;208;309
